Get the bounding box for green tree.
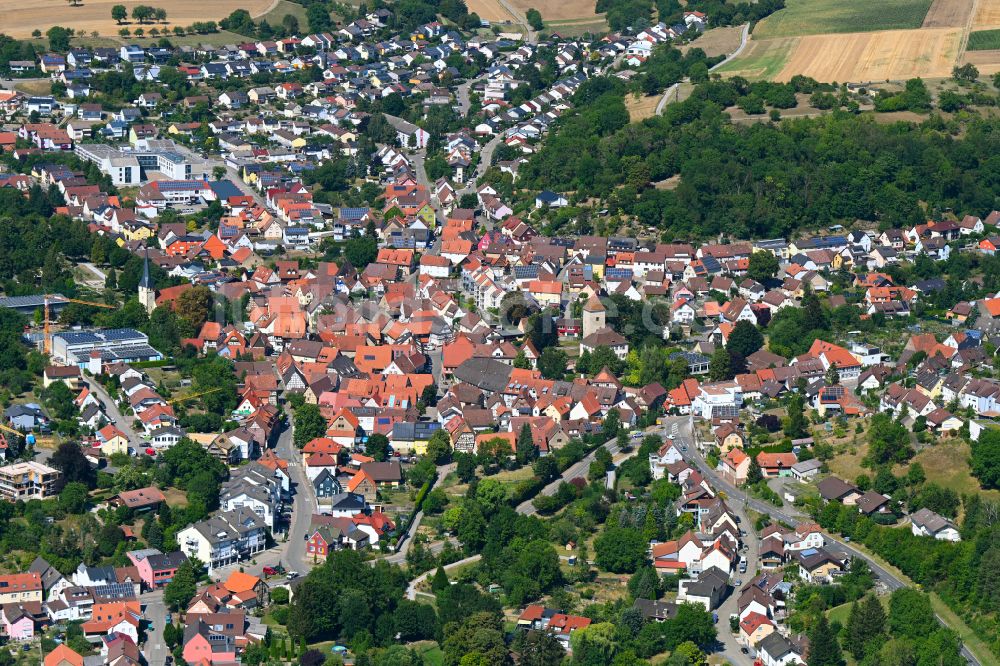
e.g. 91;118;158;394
888;588;935;640
514;628;564;666
293;403;327;448
537;346;567;379
525;7;544;30
747;250;779;282
47;26;72;51
664;604;716;651
746;457;763;485
344;234;378;269
111;4;127;23
971;428;1000;489
708;347;734;381
533;456;558;483
844;594;886;659
594;526;647;573
456;452;477;483
164;559;200;611
58;481;89;513
807;614;844;666
866;413;913;466
431;565;449;592
726;321;764;359
783;394;808;439
475;478;508;515
570;621;617;664
365;433;391;461
425;429;452;464
516;422;537;465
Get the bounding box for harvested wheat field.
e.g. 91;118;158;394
921;0;973;28
961;48;1000;74
682;25;745;57
0;0;275;39
466;0;513;22
974;0;1000;27
774;27;962;82
507;0;600;22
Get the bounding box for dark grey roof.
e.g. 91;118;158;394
685;567;728;598
453;357;513;393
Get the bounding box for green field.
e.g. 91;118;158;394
752;0;936;38
713;37;796;80
968;29;1000;51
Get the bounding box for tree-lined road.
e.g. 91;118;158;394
680;416;981;666
516;415;691;515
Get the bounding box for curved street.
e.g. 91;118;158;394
681;416;981;666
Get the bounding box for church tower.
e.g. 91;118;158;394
138;246;156;314
582;293;606;340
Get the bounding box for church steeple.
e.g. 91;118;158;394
138;245;156;314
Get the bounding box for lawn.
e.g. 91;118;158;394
968;28;1000;50
409;640;444;666
827;595;887;625
752;0;936;38
258;0;309;27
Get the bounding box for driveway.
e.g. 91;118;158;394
141;589;169;666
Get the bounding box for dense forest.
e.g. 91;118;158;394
520;76;1000;239
597;0;783;32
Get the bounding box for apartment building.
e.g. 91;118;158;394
0;462;61;502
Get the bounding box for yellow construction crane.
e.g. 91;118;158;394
0;422;36;446
167;387;224;406
43;295;116;355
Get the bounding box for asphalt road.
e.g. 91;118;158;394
208;418;313;583
85;379;141;444
141;589;169;666
655;23;749;116
455;79;476;117
681;417;981;666
456;134;503;198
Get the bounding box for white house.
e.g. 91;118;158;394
757;633;805;666
910;508;961;542
176;509;268;570
649;441;683;480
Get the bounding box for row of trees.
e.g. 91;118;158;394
111;4;168;24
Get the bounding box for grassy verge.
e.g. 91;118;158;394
929;594;1000;666
844;541;998;666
